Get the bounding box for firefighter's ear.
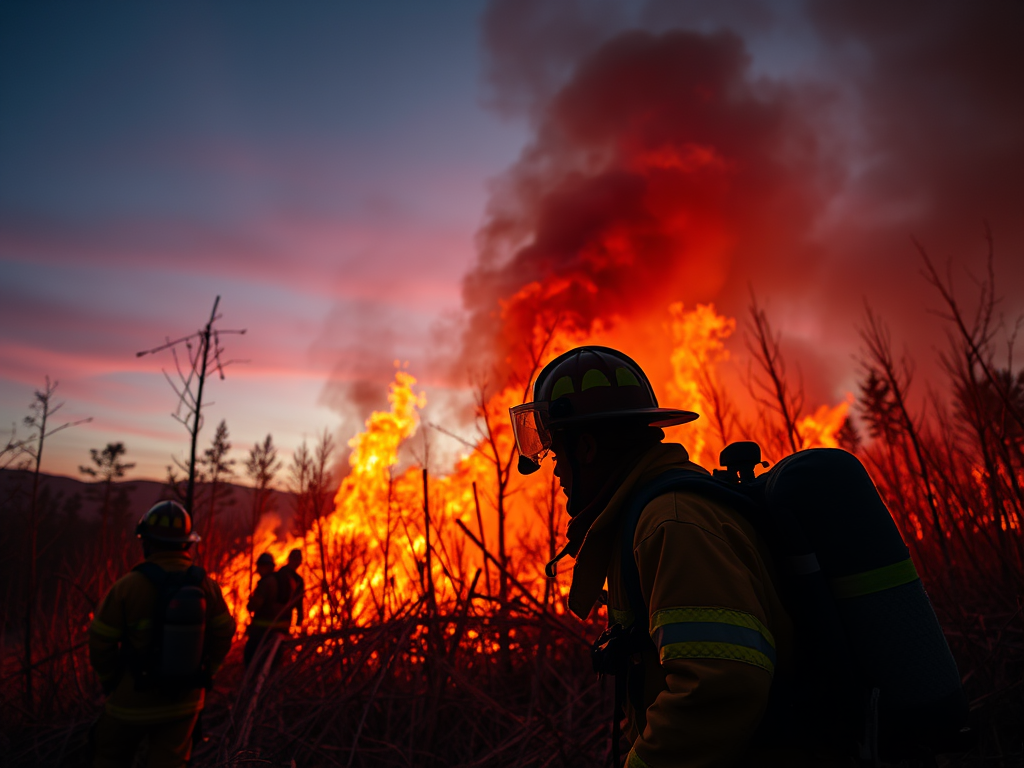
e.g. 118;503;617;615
578;433;598;465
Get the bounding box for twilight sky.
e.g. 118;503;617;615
2;1;1021;481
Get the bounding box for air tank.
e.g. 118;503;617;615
758;448;970;757
161;585;206;680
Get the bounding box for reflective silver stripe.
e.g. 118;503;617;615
788;553;821;575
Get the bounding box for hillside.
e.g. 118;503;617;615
0;468;300;540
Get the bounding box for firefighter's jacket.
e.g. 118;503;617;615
247;571;289;632
568;442;799;767
89;550;236;725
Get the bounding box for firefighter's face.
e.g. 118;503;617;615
257;562;275;577
551;430;598;502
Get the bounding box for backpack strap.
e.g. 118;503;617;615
133;562;206;590
618;469;759;626
184;565;206;586
132;561;169;588
617;469;763;720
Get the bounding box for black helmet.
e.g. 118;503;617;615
510;346;697;472
256;552;275;567
136;500;201;544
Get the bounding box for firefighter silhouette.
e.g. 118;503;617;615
244;552;289;667
510;346;968;767
89;501;236;768
277;548;306;630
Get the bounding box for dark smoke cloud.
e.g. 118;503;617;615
806;1;1024;324
466;0;1023;406
465;21;838;378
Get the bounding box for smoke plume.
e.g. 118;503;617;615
464;0;1023;403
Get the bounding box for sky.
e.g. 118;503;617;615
2;1;1021;482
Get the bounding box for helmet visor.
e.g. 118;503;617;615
509;402;552;464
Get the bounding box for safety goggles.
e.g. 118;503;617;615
509;402;553;465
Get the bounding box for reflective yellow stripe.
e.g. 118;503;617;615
660;640;775;675
650;606;775;647
210;611;235;628
105;696;203;723
581;369;611;390
551;375;575;399
651;607;776;675
615;367;641;388
90;618;122;639
129;618;153;631
830;558;919;599
627;748;651;768
609;606;633;629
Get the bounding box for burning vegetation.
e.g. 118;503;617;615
5;268;1018;766
1;15;1021;768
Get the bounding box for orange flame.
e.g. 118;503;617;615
216;304;848;635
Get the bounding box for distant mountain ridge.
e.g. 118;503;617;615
0;468;300;536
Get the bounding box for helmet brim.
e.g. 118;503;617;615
550;407;699;428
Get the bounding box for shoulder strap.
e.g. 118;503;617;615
133;562;206;589
616;469;763;724
132;561;169;588
185;565;206;586
619;469;759;623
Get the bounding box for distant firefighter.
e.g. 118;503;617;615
244;552;289;667
88;500;236;768
276;548;306;630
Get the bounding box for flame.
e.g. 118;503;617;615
216;307;849;635
797;400;851;450
664;302;736;467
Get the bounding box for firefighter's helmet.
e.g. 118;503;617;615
510;346;698;472
256;553;275;567
136;500;201;544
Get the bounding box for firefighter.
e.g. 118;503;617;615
510;346;851;767
244;552;288;667
277;548;306;630
88;500;236;768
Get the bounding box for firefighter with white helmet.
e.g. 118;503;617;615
88;500;236;768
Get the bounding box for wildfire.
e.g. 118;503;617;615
664;301;736;467
215;303;849;636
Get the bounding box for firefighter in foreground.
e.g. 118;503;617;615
512;347;794;766
510;346;967;767
88;501;236;768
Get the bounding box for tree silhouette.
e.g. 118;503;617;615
19;377;90;713
79;442;135;551
198;419;236;567
245;434;282;593
137;296;246;515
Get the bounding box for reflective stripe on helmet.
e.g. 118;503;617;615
615;367;642;387
581;369;612;390
137;500;201;542
551;376;575;400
